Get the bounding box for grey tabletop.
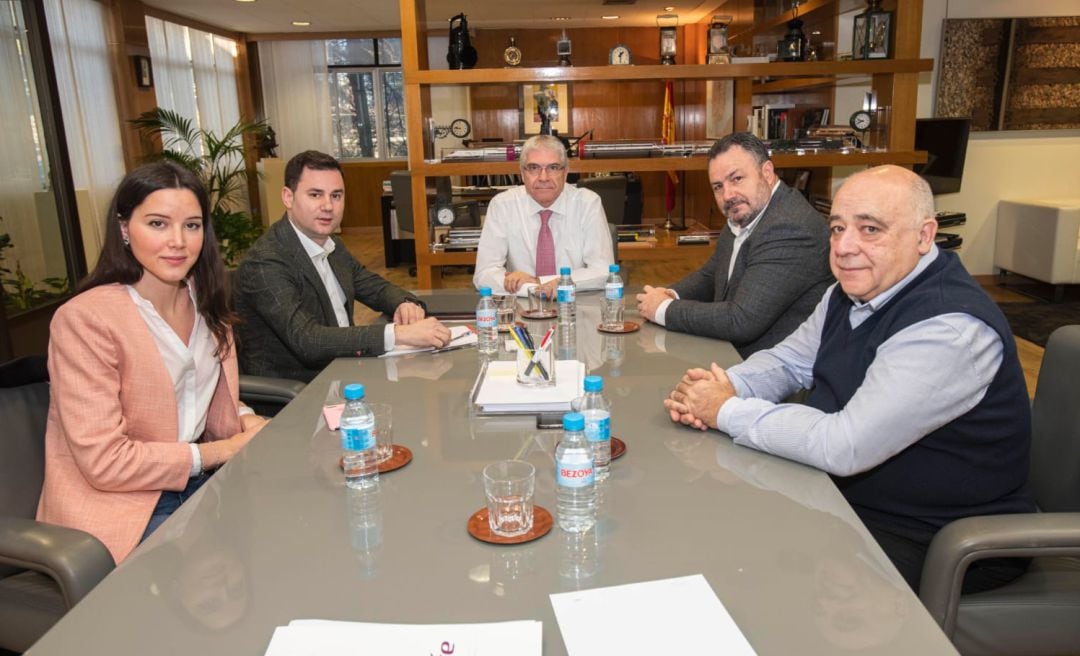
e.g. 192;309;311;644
28;292;957;655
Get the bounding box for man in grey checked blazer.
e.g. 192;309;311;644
233;151;450;382
636;133;832;358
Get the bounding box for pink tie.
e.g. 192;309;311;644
535;209;556;277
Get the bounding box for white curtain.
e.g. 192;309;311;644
0;0;51;285
45;0;125;269
259;40;333;160
145;16;198;129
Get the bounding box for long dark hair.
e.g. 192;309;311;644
82;161;236;357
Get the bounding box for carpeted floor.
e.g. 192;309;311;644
997;301;1080;347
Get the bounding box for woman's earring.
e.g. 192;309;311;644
121;232;130;246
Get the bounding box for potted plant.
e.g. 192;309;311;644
131;108;270;266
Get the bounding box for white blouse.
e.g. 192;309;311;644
127;284;248;476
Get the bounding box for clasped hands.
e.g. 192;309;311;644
504;271;557;297
393;301;451;349
664;363;737;431
636;285;677;323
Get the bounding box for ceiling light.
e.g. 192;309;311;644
235;0;256;3
664;6;675;11
602;15;619;20
291;20;310;26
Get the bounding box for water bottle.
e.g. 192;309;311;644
476;286;499;355
340;384;378;490
602;264;624;330
556;412;596;533
579;375;612;482
556;266;576;327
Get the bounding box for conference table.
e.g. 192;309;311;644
27;292;958;655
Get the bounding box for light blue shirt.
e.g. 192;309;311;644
717;246;1005;477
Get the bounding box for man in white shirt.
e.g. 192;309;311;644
472;135;614;295
234;150;450;382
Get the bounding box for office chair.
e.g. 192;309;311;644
919;325;1080;655
0;355;115;653
391;170;478;277
577;174;628;226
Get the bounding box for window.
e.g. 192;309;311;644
327;38;406;160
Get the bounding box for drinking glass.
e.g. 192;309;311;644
483;460;536;537
369;403;394;463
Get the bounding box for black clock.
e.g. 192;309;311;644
849;110;873;132
449;118;471;139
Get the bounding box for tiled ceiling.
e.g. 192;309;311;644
138;0;726;34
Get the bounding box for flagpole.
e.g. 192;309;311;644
662;79;688;231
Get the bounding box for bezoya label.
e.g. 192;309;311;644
476;308;496;328
585;414;611;442
341;426;374;451
557;285;576;303
557;453;595;487
605;282;624;300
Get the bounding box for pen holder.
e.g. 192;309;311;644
515;326;556;387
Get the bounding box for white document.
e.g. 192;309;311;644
550;574;757;656
263;619;542;656
380;325;476;357
473;360;585;413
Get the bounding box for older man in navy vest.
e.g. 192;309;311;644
665;165;1035;593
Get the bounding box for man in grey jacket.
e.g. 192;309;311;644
636;133;832;358
233;150;449;382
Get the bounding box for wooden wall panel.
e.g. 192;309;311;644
341;161;407;228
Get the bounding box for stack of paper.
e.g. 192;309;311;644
550;575;757;655
472;360;585;414
264;619;541;656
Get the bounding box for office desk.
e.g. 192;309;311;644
28;295;957;655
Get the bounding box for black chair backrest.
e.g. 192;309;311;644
0;355;49;519
578;175;628;225
1029;325;1080;512
389;170;415;234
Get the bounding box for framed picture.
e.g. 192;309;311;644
867;12;892;59
132;55;153;88
852;15;868;60
520;83;571;137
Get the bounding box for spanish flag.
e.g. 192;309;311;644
661;80;678;212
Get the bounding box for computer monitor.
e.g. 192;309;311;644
913;117;971;195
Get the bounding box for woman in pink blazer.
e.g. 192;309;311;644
37;162;267;563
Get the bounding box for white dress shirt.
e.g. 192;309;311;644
290;221;396;351
716;246;1004;477
127;284;252;477
654;181;779;326
473;184;615;294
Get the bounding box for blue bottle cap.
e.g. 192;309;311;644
479;286;492;296
560;266;571;276
609;264;620;273
563;412;585;431
584;375;603;392
343;383;365;400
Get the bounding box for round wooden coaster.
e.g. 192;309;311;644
611;436;627;460
378;445;412;473
520;309;557;320
467;505;553;545
596;321;641;334
338;445;413;474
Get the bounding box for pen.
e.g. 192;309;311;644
524;325;556;376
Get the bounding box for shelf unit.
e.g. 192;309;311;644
399;0;929;289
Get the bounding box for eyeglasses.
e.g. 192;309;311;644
522;163;566;175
